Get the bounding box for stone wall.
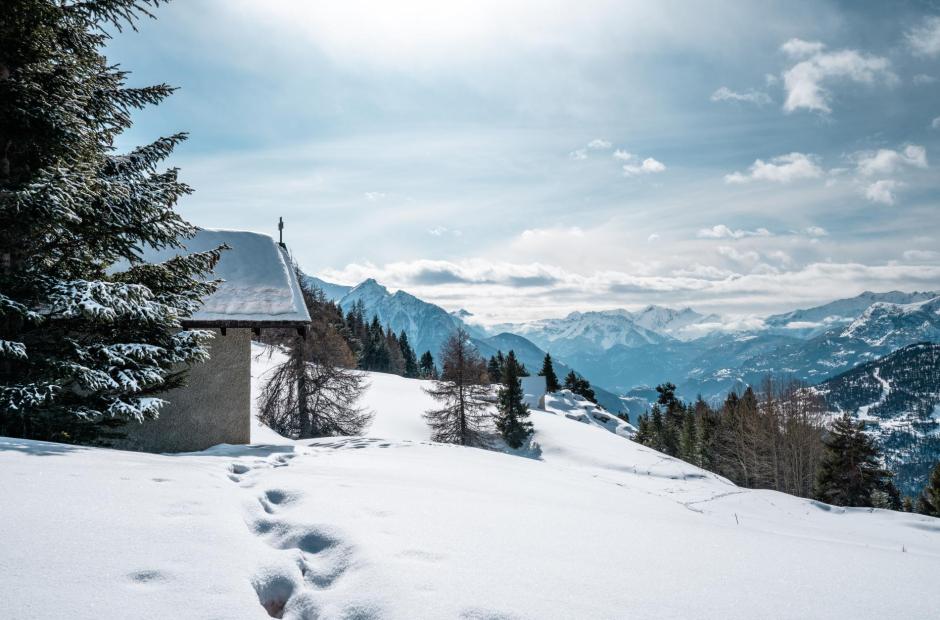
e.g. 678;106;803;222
114;328;251;453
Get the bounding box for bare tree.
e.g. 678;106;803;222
257;270;372;438
423;328;492;446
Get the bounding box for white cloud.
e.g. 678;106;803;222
854;145;927;176
364;191;386;201
697;225;772;239
319;258;940;324
932;116;940;130
612;149;634;161
725;152;823;184
903;249;940;261
780;38;826;58
647;233;660;243
804;226;828;237
780;42;895;114
623;157;666;176
906;16;940;57
913;73;937;85
587;138;612;149
864;180;900;205
428;226;462;237
717;245;760;264
568;148;588;160
710;87;772;105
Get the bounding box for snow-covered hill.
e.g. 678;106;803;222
815;342;940;496
2;345;939;618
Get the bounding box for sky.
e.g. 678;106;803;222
108;0;940;325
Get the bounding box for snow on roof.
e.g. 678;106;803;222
140;229;310;324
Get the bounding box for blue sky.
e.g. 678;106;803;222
109;0;940;324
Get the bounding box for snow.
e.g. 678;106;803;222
2;343;940;618
857;367;892;421
135;229;310;323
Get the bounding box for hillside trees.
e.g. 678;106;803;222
563;371;597;404
635;379;828;499
423;328;491;446
257;276;371;438
419;351;438;379
0;0;226;443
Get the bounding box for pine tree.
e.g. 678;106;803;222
0;1;226;444
359;315;390;372
538;353;560;393
385;329;406;375
814;414;894;507
487;355;502;383
398;331;419;378
423;328;490;446
419;350;438;379
916;462;940;517
495;351;534;449
563;370;597;404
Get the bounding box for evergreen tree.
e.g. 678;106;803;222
916;462;940;517
0;0;226;444
359;315;391;372
419;350;438;379
678;409;697;463
538;353;561;393
487;355;502;383
495;350;534;449
423;328;490;446
814;414;894;507
902;496;915;512
563;370;597;404
385;328;406;375
398;331;419;378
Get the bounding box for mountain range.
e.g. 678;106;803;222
303;275;626;414
815;342;940;496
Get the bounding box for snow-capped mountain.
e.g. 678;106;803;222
303;275;625;412
499;305;717;357
840;296;940;347
333;278;465;360
763;290;939;339
815;342;940;496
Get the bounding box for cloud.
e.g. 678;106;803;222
647;233;660;243
725;152;823;184
364;191;386;201
932;116;940;130
622;157;666;176
913;73;937;85
697;225;772;239
780;41;895;113
587;138;612;149
780;38;826;58
864;180;900;205
853;145;927;176
804;226;828;237
612;149;634;161
428;226;462;237
906;16;940;57
710;87;772;105
568;148;588;160
717;245;760;264
902;249;940;262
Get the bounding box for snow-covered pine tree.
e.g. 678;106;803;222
538;353;560;393
0;0;224;443
423;328;490;446
495;350;533;449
